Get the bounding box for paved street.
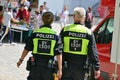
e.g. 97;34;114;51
0;43;29;80
0;17;102;80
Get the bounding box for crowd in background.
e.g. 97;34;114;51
0;0;94;46
0;0;49;45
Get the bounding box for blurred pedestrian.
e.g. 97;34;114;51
59;5;69;29
0;7;20;45
13;0;19;8
43;2;49;12
85;7;94;29
13;8;17;18
4;0;12;11
39;5;44;15
17;11;62;80
23;7;32;25
60;7;100;80
0;6;3;43
32;9;42;30
21;0;30;8
16;4;24;20
12;0;19;18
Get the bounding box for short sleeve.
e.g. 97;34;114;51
24;33;34;51
54;35;62;55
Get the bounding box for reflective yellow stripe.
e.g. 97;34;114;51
32;27;56;56
63;37;89;55
63;24;90;55
33;38;56;56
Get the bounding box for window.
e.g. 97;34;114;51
95;18;114;44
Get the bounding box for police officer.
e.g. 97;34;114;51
17;11;62;80
60;7;100;80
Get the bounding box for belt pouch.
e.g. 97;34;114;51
26;57;35;71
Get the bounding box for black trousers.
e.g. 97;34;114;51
27;65;53;80
61;63;86;80
0;26;13;43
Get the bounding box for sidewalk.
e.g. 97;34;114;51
0;44;29;80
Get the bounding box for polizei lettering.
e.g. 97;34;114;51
68;32;87;38
36;33;54;39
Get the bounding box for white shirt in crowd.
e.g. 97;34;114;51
3;11;13;28
60;10;69;27
33;14;43;30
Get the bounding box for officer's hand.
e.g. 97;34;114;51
17;59;23;68
94;70;100;79
57;70;62;80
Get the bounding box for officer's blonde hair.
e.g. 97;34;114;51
42;11;54;25
74;7;86;19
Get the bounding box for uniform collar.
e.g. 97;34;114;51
74;22;83;25
40;25;52;29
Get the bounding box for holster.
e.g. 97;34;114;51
63;61;68;68
26;57;35;71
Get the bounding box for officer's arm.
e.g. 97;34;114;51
55;33;63;79
56;54;62;79
17;49;29;68
55;35;62;72
88;32;100;70
59;28;64;43
17;34;34;68
88;33;100;78
19;49;29;62
57;54;62;70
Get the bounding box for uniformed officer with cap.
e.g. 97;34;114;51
60;7;100;80
17;11;62;80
